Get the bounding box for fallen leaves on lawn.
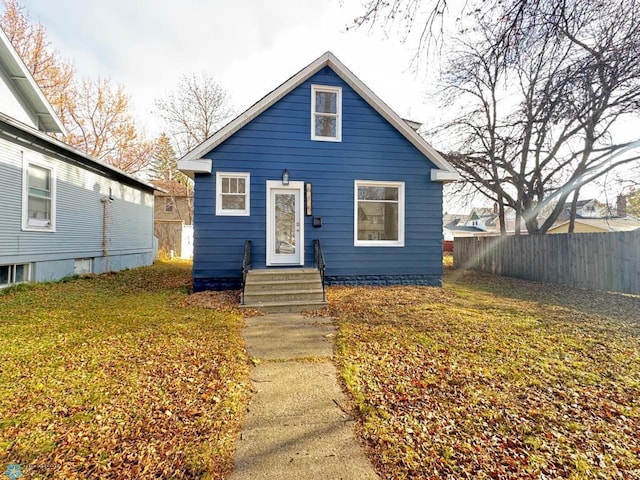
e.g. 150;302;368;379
332;272;640;479
181;289;264;317
0;261;251;479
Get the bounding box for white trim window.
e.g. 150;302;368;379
311;84;342;142
216;172;250;216
0;264;30;287
354;181;405;247
22;156;56;231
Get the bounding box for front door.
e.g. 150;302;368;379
267;181;304;266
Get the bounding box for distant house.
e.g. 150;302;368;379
547;217;640;234
179;52;459;292
0;27;157;288
444;207;499;238
152;179;194;258
560;198;609;219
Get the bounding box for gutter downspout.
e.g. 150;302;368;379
101;195;113;271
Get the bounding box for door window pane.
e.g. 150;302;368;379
275;193;296;254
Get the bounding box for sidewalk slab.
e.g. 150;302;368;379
229;313;379;480
243;315;335;360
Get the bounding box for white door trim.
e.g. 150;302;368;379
266;180;305;266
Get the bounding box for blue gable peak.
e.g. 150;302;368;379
178;51;459;182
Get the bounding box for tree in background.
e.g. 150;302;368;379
0;0;73;115
0;0;153;174
64;78;153;173
149;133;180;183
353;0;640;234
153;73;234;157
149;133;193;224
626;189;640;217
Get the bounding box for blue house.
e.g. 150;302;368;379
178;52;458;299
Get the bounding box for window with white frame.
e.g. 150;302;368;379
22;157;55;231
311;85;342;141
354;181;405;246
216;172;250;216
0;264;30;287
165;197;174;213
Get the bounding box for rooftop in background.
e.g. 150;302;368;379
548;216;640;234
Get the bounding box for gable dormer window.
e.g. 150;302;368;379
311;85;341;142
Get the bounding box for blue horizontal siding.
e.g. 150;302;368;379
192;66;444;290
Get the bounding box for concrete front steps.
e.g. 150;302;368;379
240;268;327;313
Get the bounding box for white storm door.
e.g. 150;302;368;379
267;181;304;266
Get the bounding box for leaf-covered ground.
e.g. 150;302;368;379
331;271;640;479
0;261;251;479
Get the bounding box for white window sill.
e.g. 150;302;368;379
215;211;250;217
354;241;405;247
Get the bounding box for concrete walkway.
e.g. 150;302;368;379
228;313;379;480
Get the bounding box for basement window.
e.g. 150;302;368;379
0;264;30;288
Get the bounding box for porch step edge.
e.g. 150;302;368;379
243;288;325;296
239;300;328;313
245;278;320;286
247;268;319;275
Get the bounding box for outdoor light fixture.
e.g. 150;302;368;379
282;169;290;185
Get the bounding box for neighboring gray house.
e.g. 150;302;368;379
0;27;157;288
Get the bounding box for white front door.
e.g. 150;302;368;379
267;181;304;266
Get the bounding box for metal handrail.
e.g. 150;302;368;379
313;239;326;302
241;240;252;305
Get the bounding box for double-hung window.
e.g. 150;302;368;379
354;181;405;246
22;157;55;231
311;85;342;141
216;172;250;216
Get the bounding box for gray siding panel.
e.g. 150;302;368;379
0;136;155;283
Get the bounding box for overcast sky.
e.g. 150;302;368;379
18;0;435;137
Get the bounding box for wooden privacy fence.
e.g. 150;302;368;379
455;231;640;295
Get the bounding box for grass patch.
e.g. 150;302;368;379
0;260;251;479
332;270;640;479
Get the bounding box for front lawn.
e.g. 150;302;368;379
332;271;640;479
0;261;250;479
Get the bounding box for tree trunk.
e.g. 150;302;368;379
498;199;507;235
568;188;580;233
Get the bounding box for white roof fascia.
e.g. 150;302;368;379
179;51;460;182
177;158;212;179
0;28;66;135
431;170;461;182
179;52;332;165
0;111;157;192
